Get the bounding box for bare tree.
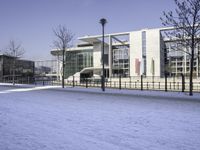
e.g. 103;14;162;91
161;0;200;96
53;25;74;88
4;40;25;85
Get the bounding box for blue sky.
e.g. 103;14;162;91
0;0;175;60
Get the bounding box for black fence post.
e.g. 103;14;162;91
165;73;168;92
181;73;185;92
73;76;75;87
34;77;36;85
86;78;88;88
119;76;121;90
43;77;45;86
141;75;143;91
27;76;29;84
178;82;179;90
173;75;175;90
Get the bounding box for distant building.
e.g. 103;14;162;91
34;60;58;79
35;66;51;75
51;27;200;79
0;54;34;81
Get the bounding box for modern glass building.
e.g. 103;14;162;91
65;49;93;78
51;27;200;80
0;54;34;81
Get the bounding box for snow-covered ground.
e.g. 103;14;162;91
0;85;200;150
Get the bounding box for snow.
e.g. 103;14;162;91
0;84;200;150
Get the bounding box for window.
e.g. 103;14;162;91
142;31;147;75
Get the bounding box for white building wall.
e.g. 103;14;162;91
93;42;102;68
146;29;161;76
129;31;143;76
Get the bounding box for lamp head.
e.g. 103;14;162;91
99;18;107;26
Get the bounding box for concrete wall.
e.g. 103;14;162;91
129;29;163;77
93;42;102;68
93;42;109;68
129;31;143;76
146;29;162;76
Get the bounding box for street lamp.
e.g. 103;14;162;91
99;18;107;91
62;46;65;88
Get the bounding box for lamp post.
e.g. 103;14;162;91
99;18;107;91
62;46;65;88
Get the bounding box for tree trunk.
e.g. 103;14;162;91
189;39;195;96
189;55;194;96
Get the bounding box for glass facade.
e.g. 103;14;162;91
112;46;129;77
165;42;200;77
142;31;147;75
0;55;34;81
65;50;93;78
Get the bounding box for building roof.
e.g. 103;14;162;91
51;46;93;56
78;31;130;44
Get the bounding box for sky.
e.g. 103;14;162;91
0;0;176;61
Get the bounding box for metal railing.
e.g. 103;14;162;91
1;75;200;93
64;75;200;93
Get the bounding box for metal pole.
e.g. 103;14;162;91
100;18;107;91
62;47;65;88
141;75;143;91
102;24;105;91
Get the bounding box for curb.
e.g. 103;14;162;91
0;84;199;102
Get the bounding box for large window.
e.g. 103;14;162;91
65;50;93;78
142;31;147;75
165;42;200;77
112;46;129;77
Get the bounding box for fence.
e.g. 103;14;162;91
1;75;200;93
1;76;57;86
64;75;200;93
